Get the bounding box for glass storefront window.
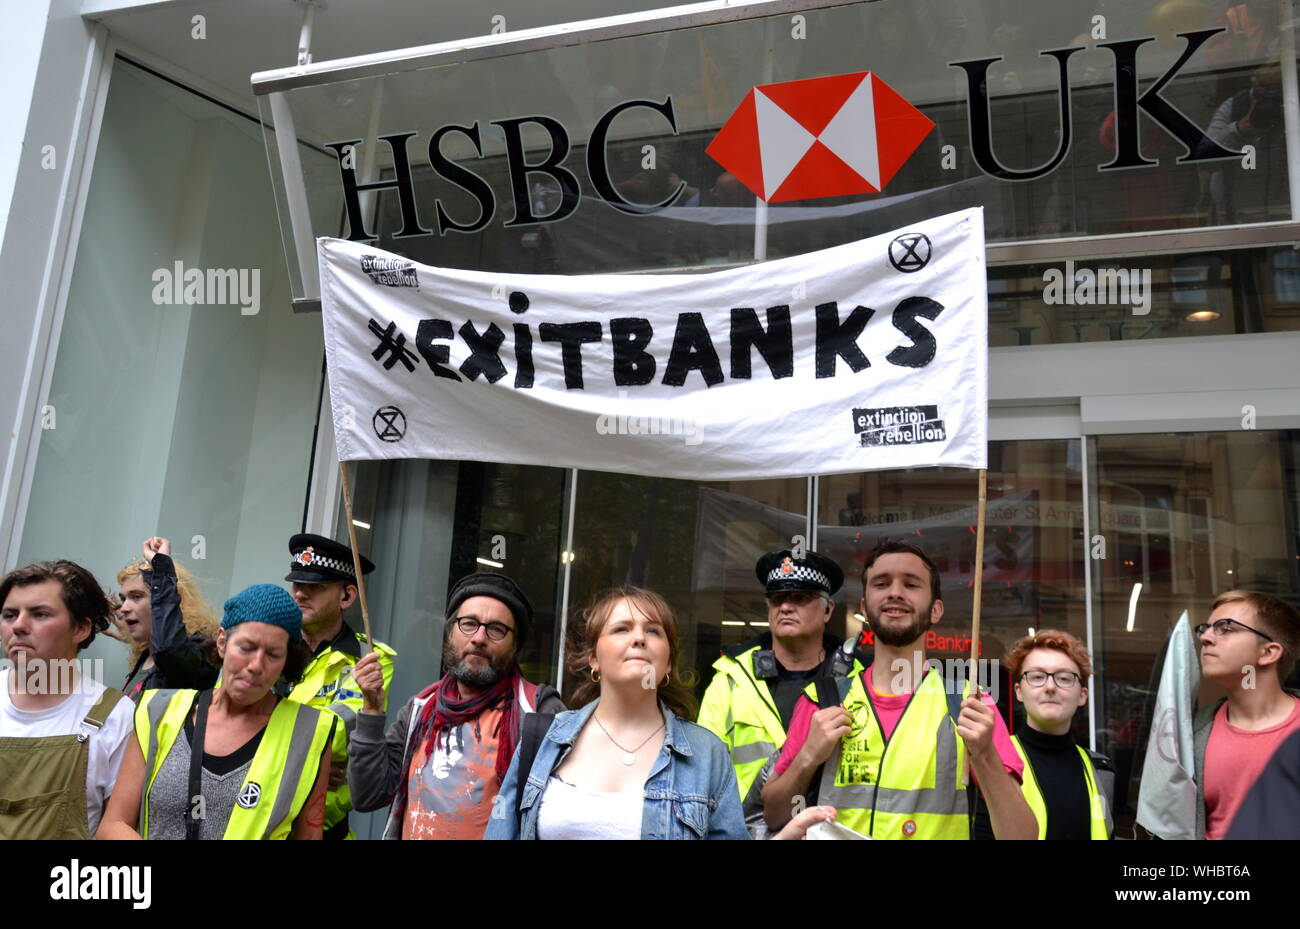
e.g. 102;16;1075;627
1091;429;1300;836
18;58;333;686
988;245;1300;346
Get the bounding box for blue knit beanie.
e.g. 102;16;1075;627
222;584;302;643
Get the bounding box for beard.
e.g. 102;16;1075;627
867;600;935;647
448;645;514;688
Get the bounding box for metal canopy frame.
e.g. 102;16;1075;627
251;0;869;94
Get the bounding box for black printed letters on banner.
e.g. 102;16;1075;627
415;319;461;381
662;313;724;388
730;306;794;380
886;297;945;368
611;318;657;386
815;302;874;379
368;298;946;390
540;322;602;389
458;320;508;383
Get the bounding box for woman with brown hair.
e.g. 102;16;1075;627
110;537;220;701
486;586;833;840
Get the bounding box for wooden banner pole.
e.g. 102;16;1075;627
338;461;375;652
962;468;988;787
970;468;988;676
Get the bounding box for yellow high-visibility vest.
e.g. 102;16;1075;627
1011;734;1111;840
806;668;970;839
136;688;335;840
697;643;790;815
288;631;396;839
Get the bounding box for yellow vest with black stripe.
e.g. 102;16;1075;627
1011;734;1111;840
288;628;395;839
135;689;336;840
808;668;969;839
697;644;790;819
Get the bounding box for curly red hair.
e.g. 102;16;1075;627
1005;629;1092;682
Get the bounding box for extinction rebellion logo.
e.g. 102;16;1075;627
853;406;947;447
361;255;418;288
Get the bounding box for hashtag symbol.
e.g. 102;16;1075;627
368;319;419;372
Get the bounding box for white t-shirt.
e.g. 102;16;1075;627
0;669;135;835
536;775;643;840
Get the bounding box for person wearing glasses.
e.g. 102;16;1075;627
347;573;564;839
696;547;852;837
973;630;1114;839
1192;590;1300;839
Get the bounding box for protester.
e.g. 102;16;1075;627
1193;589;1300;839
111;537;220;700
349;572;563;839
974;630;1113;839
0;561;135;839
762;539;1037;839
284;533;396;840
485;586;835;840
98;584;336;839
697;547;850;837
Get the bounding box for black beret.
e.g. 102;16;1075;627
755;548;844;597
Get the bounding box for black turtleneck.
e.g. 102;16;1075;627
973;725;1092;840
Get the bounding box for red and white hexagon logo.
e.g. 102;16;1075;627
706;71;934;203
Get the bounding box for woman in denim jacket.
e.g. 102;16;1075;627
486;587;833;840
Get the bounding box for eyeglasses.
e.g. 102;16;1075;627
1020;670;1081;689
766;591;819;607
454;617;515;641
1194;618;1275;642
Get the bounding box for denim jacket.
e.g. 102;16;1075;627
484;699;749;840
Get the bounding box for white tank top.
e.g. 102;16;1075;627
536;776;643;840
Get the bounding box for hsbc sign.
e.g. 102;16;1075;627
327;26;1240;240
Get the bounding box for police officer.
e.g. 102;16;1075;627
285;533;397;840
697;547;850;838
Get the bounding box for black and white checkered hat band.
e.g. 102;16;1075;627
294;553;355;577
766;565;830;589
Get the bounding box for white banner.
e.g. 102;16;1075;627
318;208;987;480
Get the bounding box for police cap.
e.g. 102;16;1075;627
285;533;375;585
755;548;844;597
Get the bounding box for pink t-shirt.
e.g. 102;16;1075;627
1204;696;1300;840
774;667;1023;783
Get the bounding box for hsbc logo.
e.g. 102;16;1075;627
706;71;934;202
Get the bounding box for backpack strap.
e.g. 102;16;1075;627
813;675;854;709
945;688;964;727
515;712;557;822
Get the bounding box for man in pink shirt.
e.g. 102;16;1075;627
1192;589;1300;839
762;540;1037;839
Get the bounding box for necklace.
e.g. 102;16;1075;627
593;713;665;766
